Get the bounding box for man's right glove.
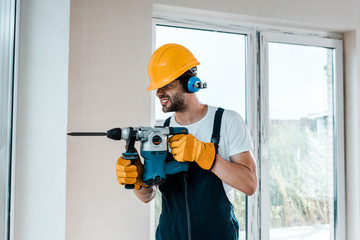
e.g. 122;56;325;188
116;152;148;190
169;134;216;170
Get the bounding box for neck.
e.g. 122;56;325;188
174;94;208;125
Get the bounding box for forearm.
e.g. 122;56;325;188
211;154;257;196
133;185;157;203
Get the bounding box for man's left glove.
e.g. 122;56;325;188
168;134;216;170
116;151;149;190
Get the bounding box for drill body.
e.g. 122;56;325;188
108;126;189;186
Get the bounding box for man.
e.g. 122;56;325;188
116;43;257;239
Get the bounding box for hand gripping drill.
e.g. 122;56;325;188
68;126;189;188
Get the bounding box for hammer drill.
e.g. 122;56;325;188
68;126;189;188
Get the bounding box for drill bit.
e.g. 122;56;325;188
67;132;107;136
68;128;122;140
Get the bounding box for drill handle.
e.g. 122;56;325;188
121;152;139;189
122;130;139;189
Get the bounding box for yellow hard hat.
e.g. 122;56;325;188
147;43;200;91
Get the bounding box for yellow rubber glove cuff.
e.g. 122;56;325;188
116;155;149;189
169;134;216;170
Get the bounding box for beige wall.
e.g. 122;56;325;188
67;0;152;239
13;0;358;240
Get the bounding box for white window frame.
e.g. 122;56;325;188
151;6;345;240
259;31;345;240
0;1;18;240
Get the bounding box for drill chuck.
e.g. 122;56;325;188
106;128;122;140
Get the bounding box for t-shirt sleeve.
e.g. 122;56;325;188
223;110;253;157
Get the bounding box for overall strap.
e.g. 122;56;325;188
211;107;225;152
163;116;171;127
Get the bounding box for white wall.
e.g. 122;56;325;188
14;0;69;239
14;0;359;240
154;0;358;31
344;3;360;239
344;30;359;240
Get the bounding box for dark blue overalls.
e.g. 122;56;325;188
156;108;239;240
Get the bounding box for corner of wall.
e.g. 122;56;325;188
343;29;360;240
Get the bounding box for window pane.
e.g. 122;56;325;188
155;25;247;239
268;43;335;240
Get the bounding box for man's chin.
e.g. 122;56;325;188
162;107;174;113
161;106;170;113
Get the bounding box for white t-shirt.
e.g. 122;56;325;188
161;105;253;202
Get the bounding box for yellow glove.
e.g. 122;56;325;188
116;151;148;190
168;134;216;170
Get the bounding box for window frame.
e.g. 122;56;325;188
0;0;18;240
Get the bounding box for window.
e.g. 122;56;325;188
152;15;345;240
260;32;345;240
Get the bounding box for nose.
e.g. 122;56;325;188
156;88;164;97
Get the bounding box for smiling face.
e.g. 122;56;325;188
156;80;188;113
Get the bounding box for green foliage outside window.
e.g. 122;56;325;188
269;118;332;228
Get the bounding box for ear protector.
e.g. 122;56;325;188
184;76;208;93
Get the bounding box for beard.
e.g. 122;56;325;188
162;91;187;113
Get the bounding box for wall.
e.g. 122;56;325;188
344;29;359;240
67;1;360;240
154;0;358;31
14;0;359;239
344;2;360;239
66;0;153;239
14;0;69;239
